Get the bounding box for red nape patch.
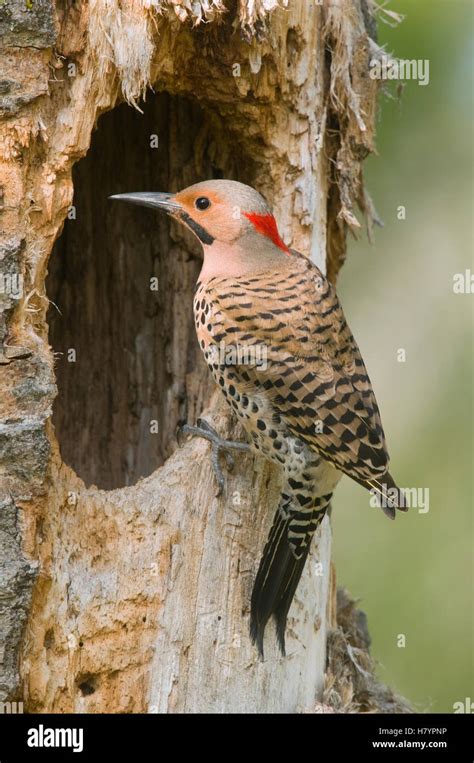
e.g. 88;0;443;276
244;212;291;254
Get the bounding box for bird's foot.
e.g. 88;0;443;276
177;418;250;496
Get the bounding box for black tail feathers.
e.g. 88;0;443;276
360;471;408;520
249;507;315;659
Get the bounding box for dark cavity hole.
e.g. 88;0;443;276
46;93;256;489
76;674;98;696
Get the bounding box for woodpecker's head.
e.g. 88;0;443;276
110;180;290;277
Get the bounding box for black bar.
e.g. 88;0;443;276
0;711;471;760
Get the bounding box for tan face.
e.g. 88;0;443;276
173;187;247;245
109;179;281;254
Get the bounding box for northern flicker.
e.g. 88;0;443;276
110;180;407;657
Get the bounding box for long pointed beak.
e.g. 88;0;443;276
108;192;182;213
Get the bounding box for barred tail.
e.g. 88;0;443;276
250;493;331;658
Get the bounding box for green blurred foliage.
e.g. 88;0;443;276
332;0;473;712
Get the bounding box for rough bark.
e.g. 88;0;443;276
0;0;383;713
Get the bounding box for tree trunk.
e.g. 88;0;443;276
0;0;382;713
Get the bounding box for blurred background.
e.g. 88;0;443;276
333;0;473;712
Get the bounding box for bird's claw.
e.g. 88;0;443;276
177;418;250;496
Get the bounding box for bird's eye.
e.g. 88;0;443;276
195;196;211;211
